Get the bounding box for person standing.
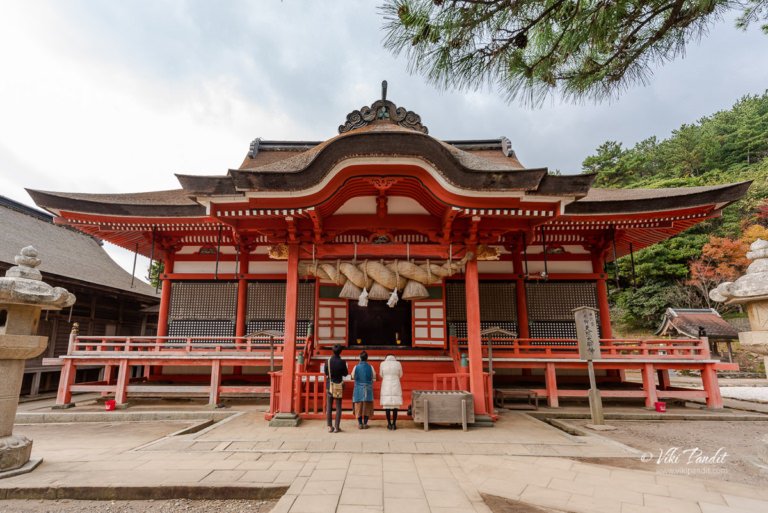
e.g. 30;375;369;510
351;351;375;429
379;354;403;430
325;344;348;433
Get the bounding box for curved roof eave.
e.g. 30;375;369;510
564;181;752;215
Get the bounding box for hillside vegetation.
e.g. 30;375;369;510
581;92;768;330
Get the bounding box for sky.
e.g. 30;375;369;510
1;1;767;279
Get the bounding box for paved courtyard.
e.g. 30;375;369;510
3;401;768;513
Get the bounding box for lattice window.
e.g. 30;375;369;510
450;321;518;342
247;281;314;321
168;320;235;342
526;281;600;339
526;281;597;321
245;320;311;339
529;322;578;339
445;281;517;322
445;282;466;321
169;282;237;320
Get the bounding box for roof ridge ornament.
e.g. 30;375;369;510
338;80;428;135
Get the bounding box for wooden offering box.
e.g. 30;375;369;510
411;390;474;431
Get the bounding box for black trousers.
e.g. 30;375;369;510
326;393;342;429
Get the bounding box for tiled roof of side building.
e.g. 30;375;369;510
0;196;159;298
565;182;752;214
26;188;205;217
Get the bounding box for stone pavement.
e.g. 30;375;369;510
3;404;768;513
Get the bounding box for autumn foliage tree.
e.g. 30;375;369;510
687;236;749;309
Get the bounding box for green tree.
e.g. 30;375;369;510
382;0;768;104
147;260;164;289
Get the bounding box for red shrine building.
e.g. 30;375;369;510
29;85;749;423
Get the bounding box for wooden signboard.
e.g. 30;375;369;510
574;306;601;360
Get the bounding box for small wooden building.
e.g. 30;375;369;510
657;308;740;362
0;196;159;396
27;87;750;417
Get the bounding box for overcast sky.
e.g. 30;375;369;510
2;1;767;278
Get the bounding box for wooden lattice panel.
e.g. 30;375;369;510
317;298;347;346
169;282;237;320
247;282;315;321
526;281;598;321
449;321;518;340
445;281;517;322
412;299;446;347
246;320;311;339
168;320;235;340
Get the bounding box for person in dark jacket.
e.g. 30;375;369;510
325;344;349;433
351;351;375;429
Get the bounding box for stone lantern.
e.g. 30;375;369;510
710;239;768;373
0;246;75;477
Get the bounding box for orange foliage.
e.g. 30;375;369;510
688;236;749;285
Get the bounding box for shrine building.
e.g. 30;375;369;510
28;84;750;423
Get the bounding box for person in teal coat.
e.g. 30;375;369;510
352;351;375;429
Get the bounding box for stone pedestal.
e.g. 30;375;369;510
711;239;768;378
0;246;75;478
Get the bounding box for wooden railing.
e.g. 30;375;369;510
266;370;326;419
433;371;494;417
295;372;326;416
454;337;710;360
67;335;303;356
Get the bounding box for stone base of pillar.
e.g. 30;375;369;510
268;412;301;427
0;458;42;480
470;415;495;428
0;434;33;473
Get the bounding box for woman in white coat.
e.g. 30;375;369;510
379;354;403;430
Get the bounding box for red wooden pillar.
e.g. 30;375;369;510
702;364;723;409
545;363;559;407
642;363;657;408
115;359;130;407
465;256;488;415
512;252;529;339
156;252;175;339
592;253;613;339
277;243;300;419
235;247;249;340
150;251;175;379
54;360;76;407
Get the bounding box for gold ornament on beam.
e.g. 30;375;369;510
267;244;289;260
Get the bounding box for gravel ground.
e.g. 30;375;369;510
719;386;768;403
0;499;275;513
573;420;768;486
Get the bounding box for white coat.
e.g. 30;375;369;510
379;355;403;408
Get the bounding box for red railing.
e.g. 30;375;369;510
267;371;281;417
295;372;326;416
67;335;303;356
433;371;494;416
455;337;710;360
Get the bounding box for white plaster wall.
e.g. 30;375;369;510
173;261;237;274
248;261;289;274
525;261;592;274
477;261;515;274
387;196;430;215
335;196;376;214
